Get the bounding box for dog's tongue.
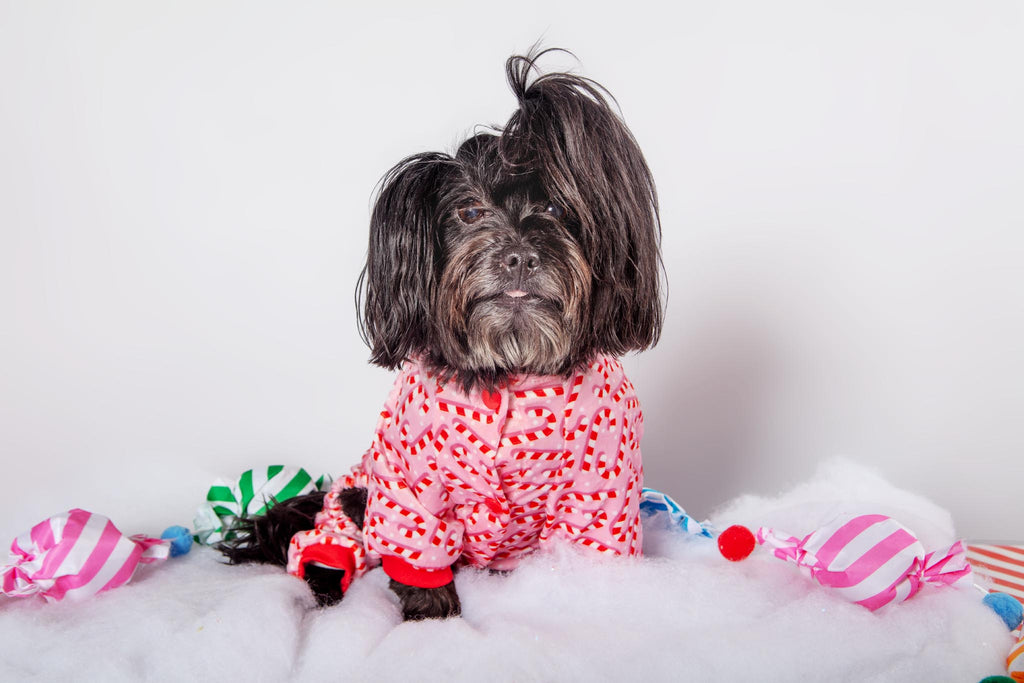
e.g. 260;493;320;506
505;290;528;298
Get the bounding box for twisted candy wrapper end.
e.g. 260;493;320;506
756;514;972;611
756;527;806;564
1;509;170;603
921;539;973;588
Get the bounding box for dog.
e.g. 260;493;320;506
220;48;662;621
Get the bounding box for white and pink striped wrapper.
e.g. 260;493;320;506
1;509;170;603
756;514;973;611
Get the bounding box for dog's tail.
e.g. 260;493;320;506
215;491;326;567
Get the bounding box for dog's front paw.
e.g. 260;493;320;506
304;564;346;607
388;579;461;621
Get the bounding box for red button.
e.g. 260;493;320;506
481;390;501;412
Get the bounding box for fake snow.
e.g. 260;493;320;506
0;460;1012;681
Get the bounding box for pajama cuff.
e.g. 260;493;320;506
296;544;356;593
381;555;454;589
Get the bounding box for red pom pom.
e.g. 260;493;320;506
718;524;756;561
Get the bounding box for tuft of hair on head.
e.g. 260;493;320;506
498;47;664;355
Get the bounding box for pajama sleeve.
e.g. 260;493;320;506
285;467;370;592
284;376;404;590
362;367;464;588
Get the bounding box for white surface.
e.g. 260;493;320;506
0;461;1013;681
1;1;1022;543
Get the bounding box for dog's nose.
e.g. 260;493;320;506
502;247;540;278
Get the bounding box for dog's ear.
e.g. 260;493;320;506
358;152;456;369
500;51;663;354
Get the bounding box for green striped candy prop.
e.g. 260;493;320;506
193;466;331;545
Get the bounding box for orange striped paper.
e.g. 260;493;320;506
967;543;1024;604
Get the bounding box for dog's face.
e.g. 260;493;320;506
434;133;592;385
359;52;663;390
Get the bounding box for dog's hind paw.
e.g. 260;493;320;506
389;579;462;621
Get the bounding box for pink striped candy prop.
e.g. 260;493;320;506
755;514;973;611
1;509;171;603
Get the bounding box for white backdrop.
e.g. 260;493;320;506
1;0;1021;543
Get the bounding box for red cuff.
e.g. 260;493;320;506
381;555;454;589
297;545;356;593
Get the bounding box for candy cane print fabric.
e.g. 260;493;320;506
289;355;645;585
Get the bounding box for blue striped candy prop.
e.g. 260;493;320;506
639;487;712;538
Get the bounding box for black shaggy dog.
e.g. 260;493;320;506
221;48;662;621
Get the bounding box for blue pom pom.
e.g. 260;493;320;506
161;526;193;557
982;592;1023;631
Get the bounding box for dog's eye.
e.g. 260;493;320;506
457;206;489;224
545;202;564;219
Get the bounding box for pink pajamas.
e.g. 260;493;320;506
287;355;644;589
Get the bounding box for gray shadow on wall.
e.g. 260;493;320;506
638;311;784;520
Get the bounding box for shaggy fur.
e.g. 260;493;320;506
218;492;326;567
357;49;661;391
220;47;661;620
